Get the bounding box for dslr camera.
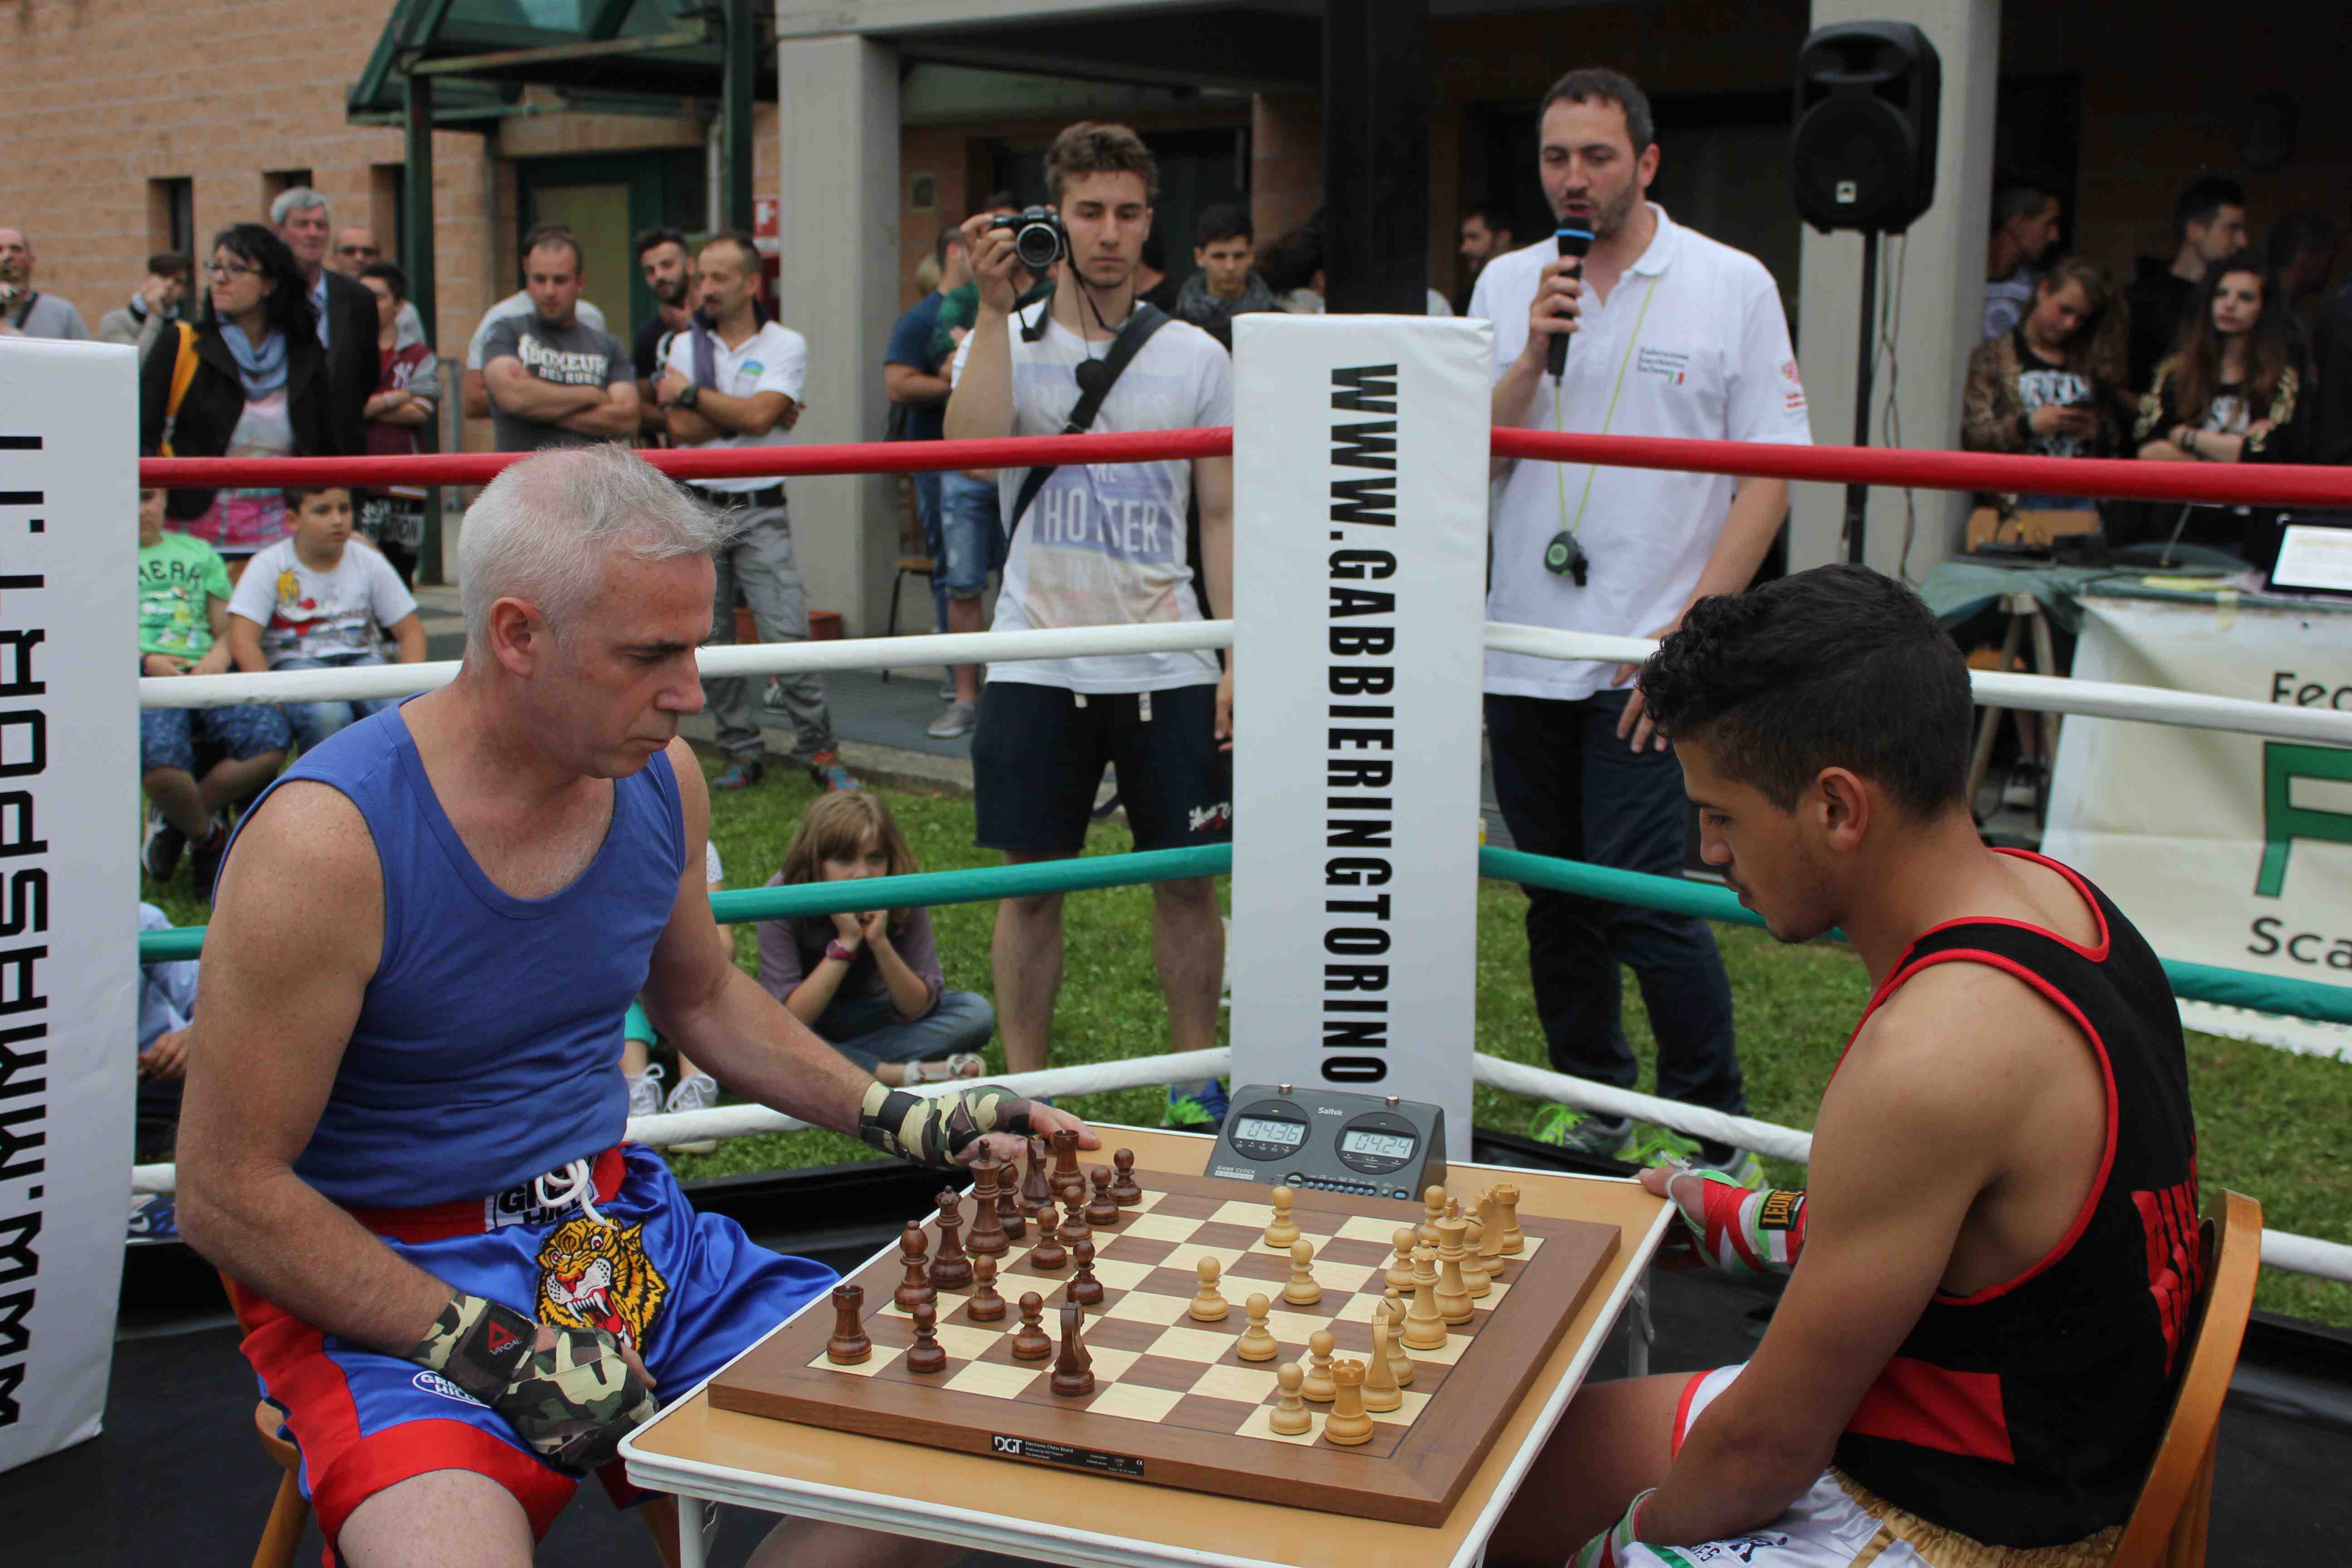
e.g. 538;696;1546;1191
988;206;1068;272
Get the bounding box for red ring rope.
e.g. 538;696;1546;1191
139;427;2352;510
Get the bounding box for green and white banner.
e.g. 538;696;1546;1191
2043;593;2352;1058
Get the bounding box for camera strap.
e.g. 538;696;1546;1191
1006;300;1172;542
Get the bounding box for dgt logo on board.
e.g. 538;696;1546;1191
991;1435;1024;1456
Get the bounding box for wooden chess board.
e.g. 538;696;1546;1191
709;1167;1619;1526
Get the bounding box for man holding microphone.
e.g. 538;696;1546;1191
1472;68;1813;1179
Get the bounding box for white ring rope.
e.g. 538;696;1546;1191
128;1048;1229;1197
138;621;1237;710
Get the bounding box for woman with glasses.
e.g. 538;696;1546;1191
138;223;338;578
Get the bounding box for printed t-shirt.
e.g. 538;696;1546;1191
950;299;1232;694
2009;330;2098;460
1472;206;1814;701
139;530;231;658
227;537;418;665
661;321;809;494
186;391;296;557
462;291;607;372
886;292;949;442
480;312;632;453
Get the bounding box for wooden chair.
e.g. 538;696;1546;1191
249;1398;688;1568
2110;1190;2263;1568
881;471;936;683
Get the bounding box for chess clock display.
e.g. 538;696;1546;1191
1209;1084;1447;1200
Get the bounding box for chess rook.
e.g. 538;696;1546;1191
1323;1359;1373;1446
1493;1182;1525;1253
1050;1126;1083;1188
825;1283;871;1365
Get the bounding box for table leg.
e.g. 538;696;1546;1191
1965;611;2028;813
678;1494;710;1568
1627;1267;1654;1379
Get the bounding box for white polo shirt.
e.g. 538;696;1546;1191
663;319;809;495
1470;205;1812;701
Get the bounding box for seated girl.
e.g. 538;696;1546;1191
757;793;994;1085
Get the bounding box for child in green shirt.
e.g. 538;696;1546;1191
139;485;292;894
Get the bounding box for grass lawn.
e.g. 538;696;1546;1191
141;756;2352;1327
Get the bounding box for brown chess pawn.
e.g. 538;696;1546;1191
906;1299;947;1374
997;1174;1028;1243
1051;1126;1083;1188
1027;1205;1067;1270
1056;1182;1092;1248
1067;1239;1104;1306
825;1283;871;1365
895;1223;936;1312
1051;1300;1094;1397
1111;1147;1143;1206
1011;1292;1052;1361
966;1159;1010;1257
967;1254;1006;1321
930;1189;974;1290
1084;1165;1121;1228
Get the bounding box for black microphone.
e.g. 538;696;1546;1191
1546;225;1593;382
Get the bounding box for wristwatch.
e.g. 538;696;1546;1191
825;938;858;964
676;381;701;410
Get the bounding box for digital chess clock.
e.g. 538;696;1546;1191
1205;1083;1447;1200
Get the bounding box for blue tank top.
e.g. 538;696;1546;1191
233;705;686;1207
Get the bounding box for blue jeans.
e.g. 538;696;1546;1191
276;653;394;753
815;989;995;1074
936;472;1006;600
915;470;947;633
1484;690;1747;1122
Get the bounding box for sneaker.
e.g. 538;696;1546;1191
926;700;976;740
712;757;765;791
188;815;230;902
663;1071;721;1155
1695;1147;1764;1189
1528;1105;1633;1159
142;806;188;882
627;1064;666;1119
938;678;957;701
1621;1123;1705;1171
1163;1078;1229;1132
806;750;859;792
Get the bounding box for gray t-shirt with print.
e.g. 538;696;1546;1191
480;311;630;452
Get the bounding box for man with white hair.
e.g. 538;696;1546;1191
173;444;1096;1566
0;227;91;340
271;187;379;455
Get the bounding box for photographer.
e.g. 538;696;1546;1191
944;122;1236;1128
1476;69;1810;1178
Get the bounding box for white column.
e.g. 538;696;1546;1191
773;34;900;635
1789;0;2000;579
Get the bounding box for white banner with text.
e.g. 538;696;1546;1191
2043;594;2352;1057
1228;315;1492;1131
0;341;137;1473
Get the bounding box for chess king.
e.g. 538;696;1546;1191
173;446;1098;1568
1491;566;2202;1568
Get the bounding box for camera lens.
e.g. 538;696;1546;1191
1015;223;1063;271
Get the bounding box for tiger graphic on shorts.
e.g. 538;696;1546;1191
536;1217;670;1350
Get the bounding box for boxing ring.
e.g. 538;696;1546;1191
117;425;2352;1292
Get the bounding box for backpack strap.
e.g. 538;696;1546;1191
1006;302;1172;541
160;323;199;459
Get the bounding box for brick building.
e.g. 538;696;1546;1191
2;0;2345;617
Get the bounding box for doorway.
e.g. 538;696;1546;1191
517;151;706;347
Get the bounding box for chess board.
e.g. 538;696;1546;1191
709;1167;1620;1526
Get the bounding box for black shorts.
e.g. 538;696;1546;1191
972;681;1233;855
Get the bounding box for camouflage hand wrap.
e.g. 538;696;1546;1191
857;1081;1036;1167
406;1291;658;1474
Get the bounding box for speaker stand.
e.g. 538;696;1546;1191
1843;226;1880;566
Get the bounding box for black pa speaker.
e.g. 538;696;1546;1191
1792;21;1941;233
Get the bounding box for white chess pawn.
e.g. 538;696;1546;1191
1269;1361;1312;1436
1387;1226;1417;1292
1284;1238;1322;1306
1190;1256;1229;1322
1263;1185;1300;1250
1301;1329;1338;1403
1461;1215;1491;1298
1235;1293;1279;1361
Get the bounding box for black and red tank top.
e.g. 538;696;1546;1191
1831;851;2202;1548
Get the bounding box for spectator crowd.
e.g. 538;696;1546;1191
23;76;2352;1176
